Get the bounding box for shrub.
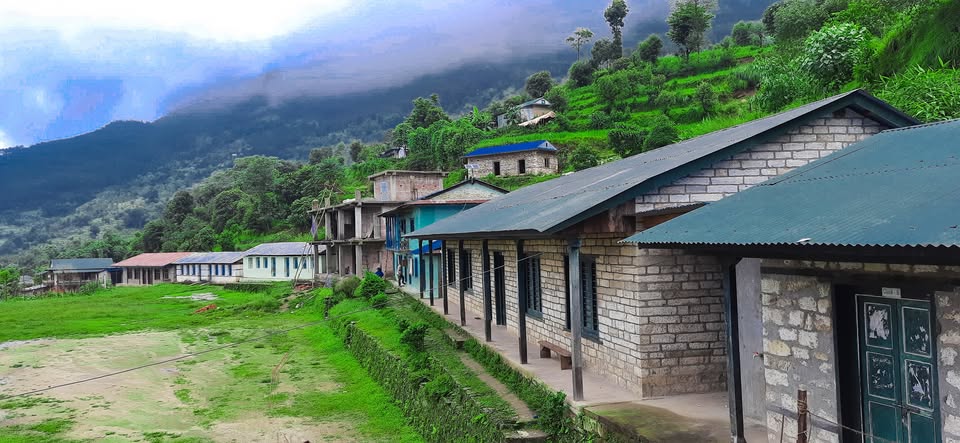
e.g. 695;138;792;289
608;123;649;157
370;293;390;309
77;280;103;295
355;271;389;299
799;23;869;87
400;321;429;352
566;146;601;171
543;86;569;113
334;276;361;298
422;372;456;400
672;107;706;124
694;81;718;115
525;71;555;98
643;115;680;151
878;64;960;122
589;112;612;129
771;0;829;42
752;53;824;112
634;34;663;64
567;61;595;87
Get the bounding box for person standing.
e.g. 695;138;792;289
397;261;406;287
375;266;384;278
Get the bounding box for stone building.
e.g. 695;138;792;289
625;120;959;443
464;140;559;177
496;97;552;128
311;170;446;277
410;90;916;407
114;252;195;286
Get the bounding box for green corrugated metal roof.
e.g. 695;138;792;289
622;119;960;248
410;90;917;239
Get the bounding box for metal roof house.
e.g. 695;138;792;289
464;140;559;178
408;89;918;413
624;119;960;443
496;97;552;128
173;252;248;284
47;258;119;291
242;242;323;282
114;252;195;286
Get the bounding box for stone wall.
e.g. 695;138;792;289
448;235;727;397
636;109;886;212
372;172;445;201
468;151;559;177
760;260;960;443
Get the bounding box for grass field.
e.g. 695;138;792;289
0;284;421;443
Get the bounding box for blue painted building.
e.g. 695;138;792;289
381;179;507;296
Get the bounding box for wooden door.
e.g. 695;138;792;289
493;252;506;325
858;295;940;443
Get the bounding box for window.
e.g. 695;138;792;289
256;257;261;269
518;159;526;174
459;250;473;291
248;257;253;269
293;257;299;269
271;257;277;277
564;255;599;336
523;255;542;314
285;257;291;277
409;218;415;232
228;265;233;277
214;265;219;276
446;249;457;288
493;161;501;176
134;268;140;279
544;157;551;168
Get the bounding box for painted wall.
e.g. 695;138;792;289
174;262;243;284
242;255;318;281
118;266;177;286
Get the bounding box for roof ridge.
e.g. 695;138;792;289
880;117;960;133
774;160;960;185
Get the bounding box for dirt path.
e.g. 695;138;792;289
458;354;536;423
0;330;356;442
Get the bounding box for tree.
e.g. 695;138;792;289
525;71;555;99
770;0;828;42
635;34;663;64
565;27;594;60
568;61;596;87
731;21;764;46
590;38;618;69
608;123;648;157
604;0;629;59
566;146;601;171
348;140;364;163
403;94;450;129
543;86;570;113
643;115;679;151
140;220;167;252
667;0;716;59
761;1;784;37
694;81;718;115
798;23;869;87
0;266;19;299
164;191;195;225
595;70;633;110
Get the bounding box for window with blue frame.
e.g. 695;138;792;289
271;257;277;277
285;257;290;277
293;257;299;269
256;257;261;268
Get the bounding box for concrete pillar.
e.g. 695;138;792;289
724;259;747;443
418;239;425;298
516;240;528;364
482;240;492;342
441;241;449;315
354;244;362;276
458;240;466;327
428;242;435;306
567;237;584;401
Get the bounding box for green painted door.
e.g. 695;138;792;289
857;295;940;443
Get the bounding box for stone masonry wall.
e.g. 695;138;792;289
450;234;726;397
760;260;960;443
636;109;886;212
469;151;559;178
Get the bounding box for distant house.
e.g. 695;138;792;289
173;252;247;284
379;147;407;159
114;252;195;286
380;178;508;297
464;140;559;178
18;275;33;286
48;258;118;291
242;242;324;282
496;98;552;128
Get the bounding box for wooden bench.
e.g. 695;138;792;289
538;340;572;370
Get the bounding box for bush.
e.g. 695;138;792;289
672;107;706;124
608;123;649;157
422;372;456;400
589;112;613;129
877;64;960;122
634;34;663;64
567;61;595;87
752;53;825;112
400;321;429;352
543;86;569;113
334;276;361;298
694;81;718;115
566;146;601;171
799;23;869;87
77;280;103;295
355;271;389;299
643;115;680;151
370;293;390;309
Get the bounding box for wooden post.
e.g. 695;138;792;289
442;241;449;315
567;238;584;401
428;241;435;306
516;240;528;364
797;389;808;443
458;240;466;327
418;239;425;299
482;240;492;342
723;260;746;443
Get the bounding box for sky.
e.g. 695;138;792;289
0;0;674;149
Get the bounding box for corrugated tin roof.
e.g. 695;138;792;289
173;252;248;264
622;119;960;248
49;258;114;272
114;252;195;267
464;140;557;158
412;90;918;239
244;242;315;256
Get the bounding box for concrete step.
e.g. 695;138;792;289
504;429;550;442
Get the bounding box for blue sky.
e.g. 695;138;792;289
0;1;673;149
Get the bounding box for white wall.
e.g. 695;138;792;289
241;255;317;281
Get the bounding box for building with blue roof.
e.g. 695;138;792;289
173;251;248;283
464;140;558;178
241;242;325;282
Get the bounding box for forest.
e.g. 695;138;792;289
2;0;959;284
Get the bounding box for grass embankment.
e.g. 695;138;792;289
0;284;421;443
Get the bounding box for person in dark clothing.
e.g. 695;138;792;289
397;262;406;286
375;267;384;278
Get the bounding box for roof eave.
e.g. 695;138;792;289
624;242;960;266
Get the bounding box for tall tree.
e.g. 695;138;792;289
525;71;555;98
403;94;450;129
604;0;629;59
635;34;664;63
591;38;617;68
667;0;716;59
565;27;594;60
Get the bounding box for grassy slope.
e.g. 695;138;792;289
0;285;421;443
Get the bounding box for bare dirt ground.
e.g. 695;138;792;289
0;330;355;442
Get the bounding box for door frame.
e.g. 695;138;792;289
493;251;506;325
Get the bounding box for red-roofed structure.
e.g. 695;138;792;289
115;252;196;286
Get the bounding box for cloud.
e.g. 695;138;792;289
0;129;14;150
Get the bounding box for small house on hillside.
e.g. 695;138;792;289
48;258;118;291
380;178;508;298
243;242;324;282
114;252;195;286
464;140;559;178
496;98;552;128
173;252;247;284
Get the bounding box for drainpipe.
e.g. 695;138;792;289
724;258;746;443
